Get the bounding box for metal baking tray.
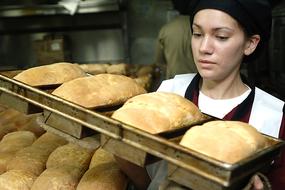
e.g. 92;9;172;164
167;134;285;190
0;72;284;190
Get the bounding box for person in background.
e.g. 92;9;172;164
116;0;285;189
154;0;197;80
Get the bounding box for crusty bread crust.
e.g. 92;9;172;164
180;120;268;164
112;92;204;134
52;74;146;109
13;62;86;87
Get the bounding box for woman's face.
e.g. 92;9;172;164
191;9;250;81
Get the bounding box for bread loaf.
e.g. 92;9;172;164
52;74;146;109
0;131;36;174
79;63;110;75
31;166;82;190
7;132;67;176
46;143;93;172
0;170;37;190
112;92;204;134
13;62;86;87
179;121;268;164
89;148;115;169
77;162;128;190
0;131;36;154
32;141;95;190
106;63;128;75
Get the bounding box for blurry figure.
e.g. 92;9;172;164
154;0;197;79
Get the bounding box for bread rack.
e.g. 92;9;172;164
0;72;284;190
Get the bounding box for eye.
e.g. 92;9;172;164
216;36;229;41
192;32;202;38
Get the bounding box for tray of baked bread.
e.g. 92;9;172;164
165;121;285;190
0;62;157;138
0;62;284;190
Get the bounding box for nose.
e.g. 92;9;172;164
199;36;213;55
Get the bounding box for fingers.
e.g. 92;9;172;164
253;175;264;190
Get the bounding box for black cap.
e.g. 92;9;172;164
189;0;272;62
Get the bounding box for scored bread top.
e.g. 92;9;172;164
13;62;86;87
52;74;146;109
111;92;204;134
179;120;268;164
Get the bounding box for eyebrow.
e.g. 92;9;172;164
192;23;234;32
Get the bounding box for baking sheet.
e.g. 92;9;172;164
0;72;284;189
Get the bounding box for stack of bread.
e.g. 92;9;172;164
31;137;97;190
111;92;205;134
180;120;268;164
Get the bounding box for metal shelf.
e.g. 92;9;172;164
0;0;121;17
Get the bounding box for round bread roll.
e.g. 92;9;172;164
52;74;146;109
179;120;268;164
13;62;86;87
111;92;204;134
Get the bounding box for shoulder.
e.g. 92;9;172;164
159;16;190;36
249;87;284;137
157;73;196;96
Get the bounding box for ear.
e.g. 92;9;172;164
244;35;261;56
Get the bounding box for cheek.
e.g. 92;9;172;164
191;40;199;59
217;43;245;64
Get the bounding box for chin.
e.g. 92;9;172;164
198;70;216;79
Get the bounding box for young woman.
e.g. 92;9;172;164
117;0;285;189
154;0;285;189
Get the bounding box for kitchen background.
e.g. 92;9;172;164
0;0;284;99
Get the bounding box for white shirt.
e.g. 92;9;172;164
198;88;251;119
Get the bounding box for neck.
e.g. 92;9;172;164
200;73;248;99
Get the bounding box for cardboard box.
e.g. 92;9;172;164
33;35;71;65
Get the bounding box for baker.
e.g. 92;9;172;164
116;0;285;189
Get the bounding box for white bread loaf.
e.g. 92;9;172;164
52;74;146;109
31;166;82;190
0;131;36;153
0;131;37;174
79;63;110;75
13;62;86;87
32;140;95;190
0;170;37;190
111;92;204;134
106;63;128;75
179;120;268;164
46;143;94;172
0;153;12;174
7;132;67;176
89;148;115;169
77;162;128;190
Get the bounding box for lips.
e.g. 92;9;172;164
198;59;215;64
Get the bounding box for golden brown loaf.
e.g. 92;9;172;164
89;148;115;169
13;62;86;87
106;63;128;75
77;162;128;190
78;63;110;75
52;74;146;109
111;92;204;134
0;170;37;190
179;120;268;164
